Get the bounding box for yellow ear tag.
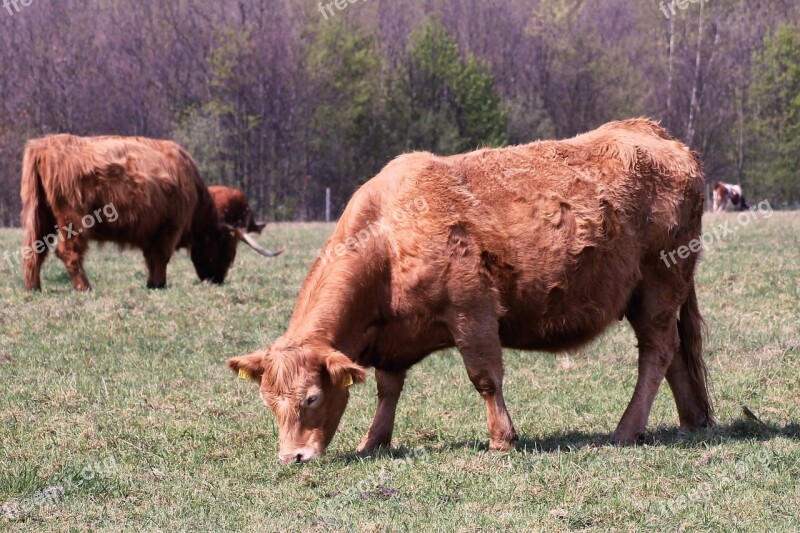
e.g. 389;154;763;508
238;368;253;380
343;374;354;388
230;231;237;238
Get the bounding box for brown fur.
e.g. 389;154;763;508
208;185;285;258
208;186;266;234
228;119;715;462
21;135;238;290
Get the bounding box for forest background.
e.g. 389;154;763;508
0;0;798;224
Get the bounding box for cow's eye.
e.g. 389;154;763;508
306;395;319;407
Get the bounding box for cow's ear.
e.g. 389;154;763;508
325;351;366;388
227;351;266;382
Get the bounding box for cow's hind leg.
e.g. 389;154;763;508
613;279;688;444
55;227;91;291
357;370;406;452
665;350;711;432
666;284;713;432
450;313;517;451
22;208;57;291
24;245;48;291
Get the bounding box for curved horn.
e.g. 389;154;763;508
238;230;285;257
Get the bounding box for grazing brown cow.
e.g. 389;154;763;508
208;185;284;258
229;119;714;463
21;135;240;290
712;181;749;212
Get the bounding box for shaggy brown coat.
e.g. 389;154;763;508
208;185;284;258
21;135;238;290
209;185;266;234
229;119;714;463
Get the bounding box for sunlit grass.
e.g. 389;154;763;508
1;214;798;531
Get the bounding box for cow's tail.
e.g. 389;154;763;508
677;282;715;426
20;145;54;290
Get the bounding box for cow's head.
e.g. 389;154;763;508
228;342;366;463
190;224;239;284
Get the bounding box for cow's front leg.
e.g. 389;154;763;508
143;245;172;289
357;369;406;452
453;318;517;451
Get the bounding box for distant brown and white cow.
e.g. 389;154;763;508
229;119;714;463
21;135;241;290
712;181;749;212
208;185;284;258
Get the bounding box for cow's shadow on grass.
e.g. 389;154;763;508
337;421;799;463
336;445;437;465
455;420;800;454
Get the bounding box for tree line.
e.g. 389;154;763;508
0;0;798;225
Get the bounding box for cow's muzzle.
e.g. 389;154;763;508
279;448;317;464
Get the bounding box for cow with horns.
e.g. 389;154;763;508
20;135;282;291
208;185;283;258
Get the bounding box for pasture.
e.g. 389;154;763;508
1;213;798;531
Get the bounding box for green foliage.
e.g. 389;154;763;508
749;24;800;205
389;19;508;155
174;26;263;192
526;0;649;137
172;104;231;187
2;1;800;220
306;20;386;199
452;56;509;148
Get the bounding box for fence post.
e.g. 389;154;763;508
325;187;331;223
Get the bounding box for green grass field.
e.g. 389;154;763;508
1;213;799;532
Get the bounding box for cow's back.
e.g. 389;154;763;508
366;120;703;351
26;135;201;247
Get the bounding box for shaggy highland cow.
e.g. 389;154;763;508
208;185;283;258
21;135;246;290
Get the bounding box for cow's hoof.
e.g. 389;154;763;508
610;430;646;446
489;439;517;451
678;414;713;432
357;436;391;453
489;432;518;451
